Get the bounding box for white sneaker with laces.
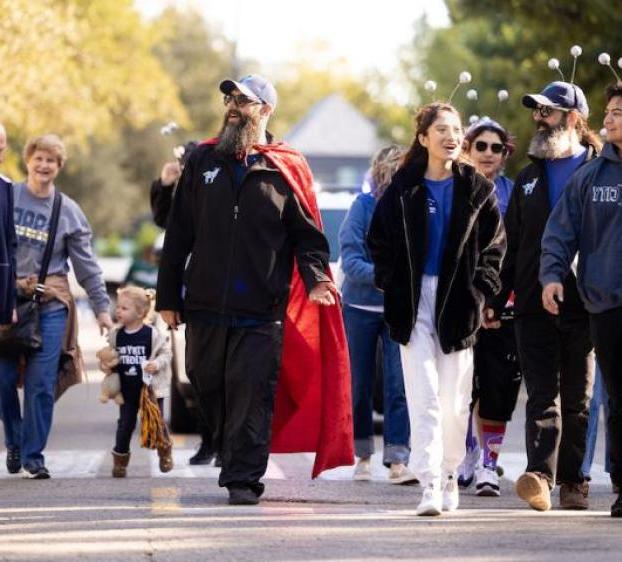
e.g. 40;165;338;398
475;466;501;497
442;476;460;511
416;483;443;516
388;463;419;485
353;458;372;481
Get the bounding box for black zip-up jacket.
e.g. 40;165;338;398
0;176;16;324
155;143;330;320
150;178;173;229
490;145;598;319
367;162;506;352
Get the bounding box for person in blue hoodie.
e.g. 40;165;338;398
0;123;16;328
541;83;622;518
339;145;414;485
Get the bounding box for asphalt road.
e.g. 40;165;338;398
0;309;617;561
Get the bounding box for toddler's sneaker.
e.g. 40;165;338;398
442;475;459;512
475;466;501;497
353;458;372;481
388;463;419;485
417;482;443;516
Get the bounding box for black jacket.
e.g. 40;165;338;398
150;179;173;229
367;162;506;352
491;146;598;319
0;176;15;324
156;144;330;320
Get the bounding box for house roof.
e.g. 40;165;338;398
284;94;382;158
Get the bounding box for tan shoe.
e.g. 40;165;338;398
559;482;589;510
516;472;551;511
111;451;130;478
388;463;419;485
157;444;174;473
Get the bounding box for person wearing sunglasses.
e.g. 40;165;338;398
456;118;520;498
156;75;353;505
490;81;602;512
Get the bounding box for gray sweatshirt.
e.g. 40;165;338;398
13;183;110;314
540;143;622;314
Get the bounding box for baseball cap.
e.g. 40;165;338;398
219;74;278;109
522;81;589;117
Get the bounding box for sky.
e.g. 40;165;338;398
134;0;449;78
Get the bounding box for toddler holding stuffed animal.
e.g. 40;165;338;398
97;286;173;477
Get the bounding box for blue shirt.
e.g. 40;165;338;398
545;147;587;209
424;177;454;276
494;175;514;217
233;154;262;187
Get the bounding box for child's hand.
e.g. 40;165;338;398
143;361;159;375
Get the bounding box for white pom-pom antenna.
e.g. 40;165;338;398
497;89;509;102
598;52;622;83
548;57;565;81
448;70;472;103
469;115;480;125
424;80;437;92
466;89;478;101
570;44;583;83
618;58;622;69
160;121;179;136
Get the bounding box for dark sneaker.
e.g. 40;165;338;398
6;447;21;474
23;466;50;480
228;486;260;505
559;482;589;510
516;472;551;511
188;441;214;466
214;454;222;468
611;494;622;517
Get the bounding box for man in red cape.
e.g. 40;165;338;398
157;75;353;505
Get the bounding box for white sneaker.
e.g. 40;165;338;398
475;466;501;497
442;475;460;511
457;445;480;488
353;458;372;481
388;463;419;485
416;483;443;516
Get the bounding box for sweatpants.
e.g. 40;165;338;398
400;275;474;487
185;318;283;489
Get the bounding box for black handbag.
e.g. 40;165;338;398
0;192;62;357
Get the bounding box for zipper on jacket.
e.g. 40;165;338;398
400;193;416;323
220;187;241;314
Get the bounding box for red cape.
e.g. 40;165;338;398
201;139;354;477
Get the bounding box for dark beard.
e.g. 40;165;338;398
215;111;262;156
528;114;573;159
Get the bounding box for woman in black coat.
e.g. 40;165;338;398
367;102;506;516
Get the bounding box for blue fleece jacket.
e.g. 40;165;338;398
339;192;383;307
540;142;622;313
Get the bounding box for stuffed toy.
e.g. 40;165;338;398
96;346;124;405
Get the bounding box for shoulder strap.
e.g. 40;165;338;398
35;191;63;301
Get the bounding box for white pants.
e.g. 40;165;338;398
400;275;474;487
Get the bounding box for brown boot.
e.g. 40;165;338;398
111;451;130;478
559;481;589;510
516;472;551;511
157;444;174;473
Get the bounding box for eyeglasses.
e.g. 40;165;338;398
474;141;506;155
223;93;261;108
534;105;569;119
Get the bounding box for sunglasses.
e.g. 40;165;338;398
474;141;506;155
223;93;261;108
534;105;570;119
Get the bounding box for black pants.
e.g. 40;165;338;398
114;381;164;454
515;315;594;485
185;319;283;488
589;306;622;489
473;318;521;422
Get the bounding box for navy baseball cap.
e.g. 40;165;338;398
219;74;278;109
522;81;589;118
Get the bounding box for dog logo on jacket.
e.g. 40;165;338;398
522;178;537;196
203;167;221;185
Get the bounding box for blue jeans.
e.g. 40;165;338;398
0;307;67;470
343;305;410;464
582;364;610;477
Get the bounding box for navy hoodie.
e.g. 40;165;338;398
0;175;16;324
540;142;622;313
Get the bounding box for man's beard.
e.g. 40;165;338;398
215;110;262;156
528;114;575;159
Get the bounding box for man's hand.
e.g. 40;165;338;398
542;282;564;315
160;162;182;186
482;307;501;329
160;310;182;329
309;281;338;306
143;361;159;375
97;312;113;336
